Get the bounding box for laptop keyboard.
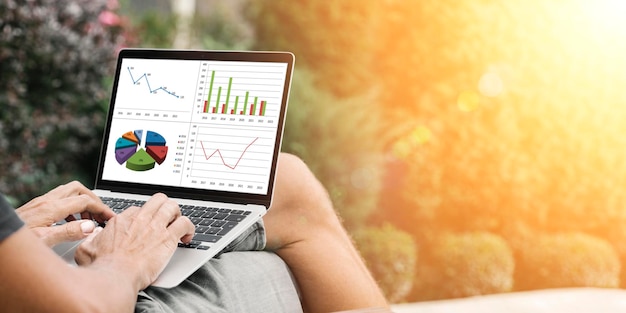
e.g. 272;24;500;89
100;197;251;250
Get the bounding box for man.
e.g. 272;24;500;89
0;153;389;312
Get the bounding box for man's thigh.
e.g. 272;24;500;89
136;251;302;312
135;220;302;312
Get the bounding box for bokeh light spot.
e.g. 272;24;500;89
479;72;504;97
391;125;433;159
457;90;480;112
392;140;412;159
410;125;432;145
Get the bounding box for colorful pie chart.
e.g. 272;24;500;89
115;130;168;171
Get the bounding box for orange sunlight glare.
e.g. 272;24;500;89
581;0;626;36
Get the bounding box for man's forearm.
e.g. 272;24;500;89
0;227;138;312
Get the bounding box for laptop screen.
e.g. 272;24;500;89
96;49;294;207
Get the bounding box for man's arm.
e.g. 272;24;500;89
0;190;194;312
0;226;136;312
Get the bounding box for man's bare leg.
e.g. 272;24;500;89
263;153;389;312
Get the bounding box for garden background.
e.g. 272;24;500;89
3;0;626;304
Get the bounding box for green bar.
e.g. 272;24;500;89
243;91;249;115
251;97;258;116
216;86;222;108
206;71;215;112
234;96;239;114
261;101;267;116
225;77;233;113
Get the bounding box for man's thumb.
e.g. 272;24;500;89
45;220;96;246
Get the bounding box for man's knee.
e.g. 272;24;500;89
265;153;346;250
273;153;335;220
276;153;326;195
277;153;312;179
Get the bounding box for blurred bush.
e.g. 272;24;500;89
278;69;385;228
0;0;125;204
599;227;626;289
194;1;253;50
247;0;383;98
353;223;417;303
514;232;620;291
127;10;177;48
411;232;514;301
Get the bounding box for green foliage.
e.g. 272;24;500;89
248;0;390;230
128;10;177;48
514;233;620;291
377;0;626;234
193;2;253;50
0;0;123;203
247;0;383;98
411;232;515;301
367;1;626;300
280;68;384;228
353;224;417;303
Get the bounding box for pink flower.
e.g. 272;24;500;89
99;11;120;26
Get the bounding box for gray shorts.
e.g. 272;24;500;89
135;220;302;313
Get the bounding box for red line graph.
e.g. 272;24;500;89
199;137;259;170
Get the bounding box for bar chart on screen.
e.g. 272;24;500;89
184;124;276;194
193;61;288;124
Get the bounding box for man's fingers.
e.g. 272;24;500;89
81;225;102;245
45;181;96;199
75;226;103;265
55;195;115;222
154;199;181;226
167;216;195;244
138;193;168;215
40;220;97;247
42;181;112;222
136;193;180;225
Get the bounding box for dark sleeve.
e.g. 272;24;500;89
0;193;24;242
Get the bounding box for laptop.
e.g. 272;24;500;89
53;48;295;288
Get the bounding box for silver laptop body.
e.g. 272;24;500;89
53;49;294;288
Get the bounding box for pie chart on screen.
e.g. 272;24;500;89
114;130;168;171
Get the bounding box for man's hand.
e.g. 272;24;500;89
15;181;115;247
75;193;195;291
